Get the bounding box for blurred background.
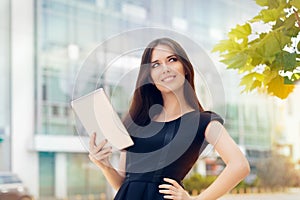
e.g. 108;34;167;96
0;0;299;199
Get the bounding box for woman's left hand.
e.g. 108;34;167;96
159;178;195;200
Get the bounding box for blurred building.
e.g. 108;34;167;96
2;0;299;199
0;0;11;172
274;87;300;168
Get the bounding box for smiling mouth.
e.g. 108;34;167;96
161;75;176;82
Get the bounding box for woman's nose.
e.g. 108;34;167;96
162;63;170;73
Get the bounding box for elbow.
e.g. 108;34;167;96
239;159;251;178
113;182;123;191
229;159;250;179
244;162;251;177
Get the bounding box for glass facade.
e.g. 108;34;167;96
225;102;271;149
66;153;106;196
35;0;262;135
0;0;11;171
35;0;149;196
39;152;55;196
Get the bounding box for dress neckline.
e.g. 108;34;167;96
151;110;197;123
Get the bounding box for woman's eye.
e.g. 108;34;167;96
169;57;178;62
152;63;160;68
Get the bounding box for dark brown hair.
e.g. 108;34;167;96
123;38;204;128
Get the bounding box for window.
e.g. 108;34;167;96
39;152;55;196
67;153;106;195
52;105;59;116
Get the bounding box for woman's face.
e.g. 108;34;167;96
150;44;186;94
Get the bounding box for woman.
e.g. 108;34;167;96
89;38;250;200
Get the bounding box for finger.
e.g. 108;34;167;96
89;154;99;162
89;132;96;150
95;146;112;155
159;189;176;195
159;184;176;191
89;153;111;163
91;147;112;159
93;139;108;154
95;151;112;161
90;150;112;161
90;146;111;157
163;195;174;199
163;178;181;188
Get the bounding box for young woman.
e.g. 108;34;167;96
89;38;250;200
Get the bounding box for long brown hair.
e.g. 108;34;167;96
123;38;204;128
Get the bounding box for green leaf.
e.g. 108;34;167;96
283;14;298;30
256;0;268;7
259;33;268;40
290;0;300;9
211;0;298;99
240;72;264;92
292;73;300;80
284;25;300;37
256;8;283;22
212;39;236;53
255;31;291;62
275;31;293;49
271;0;287;9
251;80;262;90
256;0;285;8
273;18;284;29
228;23;251;40
282;52;297;71
249;51;264;66
221;52;249;69
281;15;299;37
272;51;297;71
238;63;255;73
267;76;294;99
263;68;278;84
284;76;294;84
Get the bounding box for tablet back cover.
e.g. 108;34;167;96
71;88;134;150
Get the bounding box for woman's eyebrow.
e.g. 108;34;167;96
151;54;177;63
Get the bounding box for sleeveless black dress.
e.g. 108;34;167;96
114;110;223;200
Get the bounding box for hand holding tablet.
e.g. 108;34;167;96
71;88;134;151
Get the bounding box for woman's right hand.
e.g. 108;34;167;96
89;132;113;169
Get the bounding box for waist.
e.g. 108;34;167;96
124;173;183;186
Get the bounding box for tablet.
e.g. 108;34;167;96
71;88;134;150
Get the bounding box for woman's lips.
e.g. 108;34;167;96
161;75;176;82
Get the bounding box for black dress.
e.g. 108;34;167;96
114;110;223;200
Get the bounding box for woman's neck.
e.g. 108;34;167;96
155;89;194;121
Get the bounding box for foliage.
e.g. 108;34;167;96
236;176;260;189
212;0;300;99
183;173;216;194
256;152;300;188
183;173;262;194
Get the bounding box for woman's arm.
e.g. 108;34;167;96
197;121;250;199
89;132;126;191
158;121;250;200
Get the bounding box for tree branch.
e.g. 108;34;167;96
293;8;300;27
